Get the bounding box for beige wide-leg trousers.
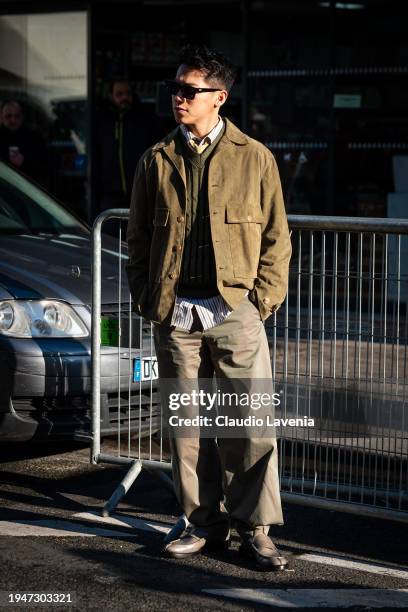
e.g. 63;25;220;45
153;296;283;529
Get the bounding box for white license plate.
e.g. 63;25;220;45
133;357;158;382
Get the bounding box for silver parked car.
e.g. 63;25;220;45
0;162;159;441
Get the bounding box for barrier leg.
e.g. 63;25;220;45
102;460;142;517
162;514;189;545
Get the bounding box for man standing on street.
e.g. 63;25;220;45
126;45;292;570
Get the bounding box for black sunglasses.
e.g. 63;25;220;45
164;79;221;100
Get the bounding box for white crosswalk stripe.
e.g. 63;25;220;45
297;553;408;581
202;588;408;608
0;518;138;537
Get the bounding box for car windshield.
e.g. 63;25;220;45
0;162;89;236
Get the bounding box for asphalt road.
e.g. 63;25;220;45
0;439;407;611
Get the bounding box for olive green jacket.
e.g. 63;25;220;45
126;118;292;324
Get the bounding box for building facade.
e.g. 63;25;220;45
0;0;406;221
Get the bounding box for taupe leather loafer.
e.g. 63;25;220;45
237;525;288;571
164;525;230;559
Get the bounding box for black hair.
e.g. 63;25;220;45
178;44;236;92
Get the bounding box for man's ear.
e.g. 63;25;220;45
215;90;228;108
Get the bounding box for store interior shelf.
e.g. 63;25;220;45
265;142;329;149
347;142;408;150
264;141;408;150
249;66;408;78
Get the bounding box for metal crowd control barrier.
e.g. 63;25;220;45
91;211;408;523
91;210;176;524
273;216;408;522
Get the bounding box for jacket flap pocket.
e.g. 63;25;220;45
226;205;264;223
153;208;169;227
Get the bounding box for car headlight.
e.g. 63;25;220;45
0;300;88;338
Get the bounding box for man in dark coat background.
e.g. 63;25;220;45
95;78;154;215
0;100;47;186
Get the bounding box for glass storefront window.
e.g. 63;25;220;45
247;0;407;217
332;2;408;217
0;11;88;218
247;2;332;215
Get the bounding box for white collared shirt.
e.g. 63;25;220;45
180;115;224;148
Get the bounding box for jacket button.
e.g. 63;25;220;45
247;215;252;221
172;245;182;252
177;216;184;223
263;297;270;304
168;273;176;280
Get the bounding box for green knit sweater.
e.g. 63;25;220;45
177;124;225;298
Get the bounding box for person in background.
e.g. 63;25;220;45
0;100;47;185
95;78;153;215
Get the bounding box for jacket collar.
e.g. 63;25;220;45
151;118;249;192
221;118;249;145
151;117;249;153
